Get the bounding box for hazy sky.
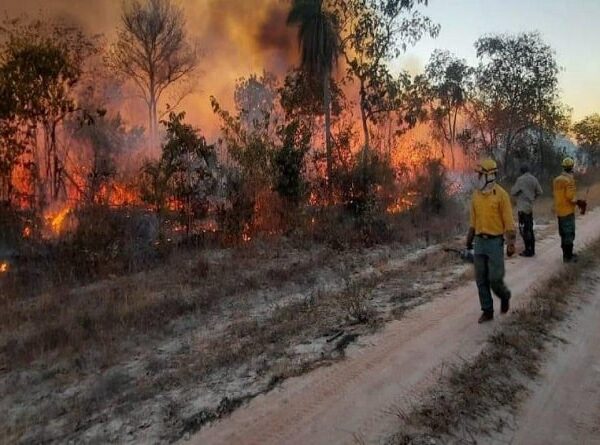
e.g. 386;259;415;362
397;0;600;120
1;0;599;125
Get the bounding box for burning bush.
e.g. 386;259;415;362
413;158;448;215
140;112;218;236
23;206;162;287
216;169;255;243
70;206;160;276
334;150;396;216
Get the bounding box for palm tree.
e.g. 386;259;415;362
287;0;339;196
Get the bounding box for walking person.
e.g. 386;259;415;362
553;157;587;262
466;159;516;323
511;164;543;257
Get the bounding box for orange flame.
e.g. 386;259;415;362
43;205;74;237
386;192;419;214
0;261;9;274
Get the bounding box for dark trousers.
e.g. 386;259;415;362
474;236;511;313
518;211;535;255
558;213;576;260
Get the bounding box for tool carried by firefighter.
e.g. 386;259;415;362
443;247;474;263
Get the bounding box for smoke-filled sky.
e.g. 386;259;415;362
2;0;599;135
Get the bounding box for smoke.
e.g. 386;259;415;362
1;0;298;138
181;0;297;136
256;5;298;72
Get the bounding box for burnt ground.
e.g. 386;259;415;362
1;234;471;444
0;194;584;445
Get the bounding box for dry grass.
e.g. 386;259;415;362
1;234;473;444
387;239;600;445
335;283;376;323
0;246;333;370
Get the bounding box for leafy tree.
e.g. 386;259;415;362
468;32;568;173
287;0;340;193
279;68;347;190
0;17;97;205
110;0;198;147
332;0;439;158
140;112;216;234
212;73;313;236
273;120;310;205
70;113;144;204
0;82;29;205
234;72;278;134
573;114;600;165
279;68;343;131
424;50;473;168
211;73;284;200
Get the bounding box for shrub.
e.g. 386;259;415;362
216;169;255;243
414;159;447;214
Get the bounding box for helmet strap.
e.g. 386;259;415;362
478;172;496;192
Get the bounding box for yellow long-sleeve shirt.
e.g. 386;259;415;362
553;172;577;217
469;184;515;236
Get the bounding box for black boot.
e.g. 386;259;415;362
478;311;494;324
501;298;510;313
563;244;577;263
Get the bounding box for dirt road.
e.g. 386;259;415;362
188;209;600;445
490;272;600;445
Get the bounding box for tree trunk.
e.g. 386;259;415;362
149;97;159;150
323;69;333;197
149;69;158;150
359;79;370;166
504;131;512;175
51;123;60;201
451;108;459;170
148;101;154;148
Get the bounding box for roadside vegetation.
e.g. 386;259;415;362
1;0;600;443
387;238;600;445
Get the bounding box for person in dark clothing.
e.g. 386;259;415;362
510;165;543;257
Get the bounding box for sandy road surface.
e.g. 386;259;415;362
498;273;600;445
188;210;600;445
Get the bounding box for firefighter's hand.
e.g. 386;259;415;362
506;243;516;257
466;228;475;251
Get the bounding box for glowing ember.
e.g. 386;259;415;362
22;226;32;238
98;183;140;207
43;205;74;237
0;261;9;274
386;192;419;214
199;219;218;233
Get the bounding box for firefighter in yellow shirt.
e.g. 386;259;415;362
466;159;516;323
553;157;586;262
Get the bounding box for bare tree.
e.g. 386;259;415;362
110;0;197;148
